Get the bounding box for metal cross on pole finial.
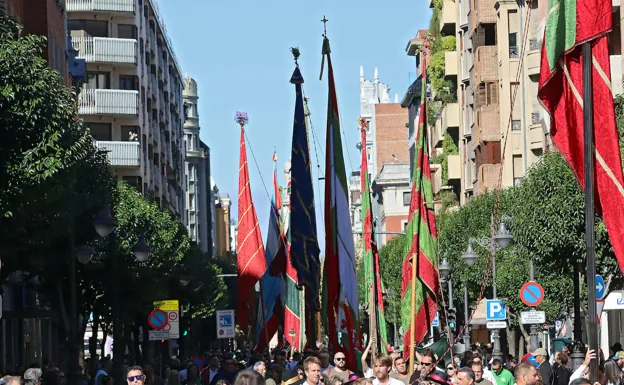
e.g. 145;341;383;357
321;16;328;36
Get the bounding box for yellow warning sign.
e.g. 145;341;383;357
154;300;179;311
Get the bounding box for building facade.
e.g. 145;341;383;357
214;191;232;258
183;76;213;255
67;0;187;222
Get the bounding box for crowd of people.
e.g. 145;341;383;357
2;342;623;385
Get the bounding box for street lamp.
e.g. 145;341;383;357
439;257;455;346
461;243;478;349
75;245;94;265
466;214;513;362
94;205;151;385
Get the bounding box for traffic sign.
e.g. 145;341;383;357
486;300;507;320
148;309;168;330
432;312;439;327
148;330;169;341
596;275;606;299
154;300;179;339
487;321;507;329
216;309;235;339
520;282;544;307
520;311;546;324
597;299;605;322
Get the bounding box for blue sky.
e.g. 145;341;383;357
158;0;430;252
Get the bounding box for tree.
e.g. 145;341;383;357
0;14;114;277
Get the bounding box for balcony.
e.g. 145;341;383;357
95;141;140;167
527;39;540;76
477;163;501;193
528;125;544;150
475;46;498;83
471;0;497;30
461;51;472;83
433;117;444;148
445;51;459;77
67;0;135;12
71;37;137;65
441;103;460;132
78;89;139;115
440;0;458;35
447;155;461;180
473;105;500;148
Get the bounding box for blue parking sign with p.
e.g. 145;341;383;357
486;300;507;320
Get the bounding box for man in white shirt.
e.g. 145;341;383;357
303;357;323;385
372;354;404;385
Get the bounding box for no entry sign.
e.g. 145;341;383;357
520;281;544;307
148;309;168;330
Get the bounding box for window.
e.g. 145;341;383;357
403;191;411;206
121;125;140;141
118;24;137;39
119;75;138;90
86;72;110;89
511;120;521;131
86;123;112;141
67;20;108;37
509;33;518;58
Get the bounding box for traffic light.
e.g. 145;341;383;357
448;308;457;330
183;330;189;336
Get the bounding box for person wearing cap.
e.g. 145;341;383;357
612;352;624;370
24;368;42;385
532;348;554;385
371;354;403;385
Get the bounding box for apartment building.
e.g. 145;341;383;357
183;76;213;255
67;0;187;222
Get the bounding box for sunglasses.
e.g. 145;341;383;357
335;357;346;361
421;362;433;366
127;376;144;382
447;367;455;371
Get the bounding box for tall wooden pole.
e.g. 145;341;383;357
258;281;270;351
408;252;418;376
582;41;598;383
370;269;378;358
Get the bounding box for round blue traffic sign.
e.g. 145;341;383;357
596;275;606;299
148;309;168;330
520;281;544;307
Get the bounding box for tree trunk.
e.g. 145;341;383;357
518;335;525;359
133;321;142;365
124;323;134;365
89;317;99;378
507;326;517;360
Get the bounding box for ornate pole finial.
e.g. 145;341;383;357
321;16;328;37
290;47;301;65
357;116;368;132
235;111;248;127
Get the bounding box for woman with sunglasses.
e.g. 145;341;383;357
446;364;458;385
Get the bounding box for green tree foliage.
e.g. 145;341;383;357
0;14;114;276
378;235;406;324
437;151;618;326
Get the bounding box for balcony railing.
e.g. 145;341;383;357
71;37;137;64
475;46;498;83
95;141;140;167
67;0;135;12
78;89;139;115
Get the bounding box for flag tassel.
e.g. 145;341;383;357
582;41;598;383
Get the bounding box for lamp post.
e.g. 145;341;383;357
466;215;513;362
439;257;454;346
94;205;151;385
461;243;478;349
